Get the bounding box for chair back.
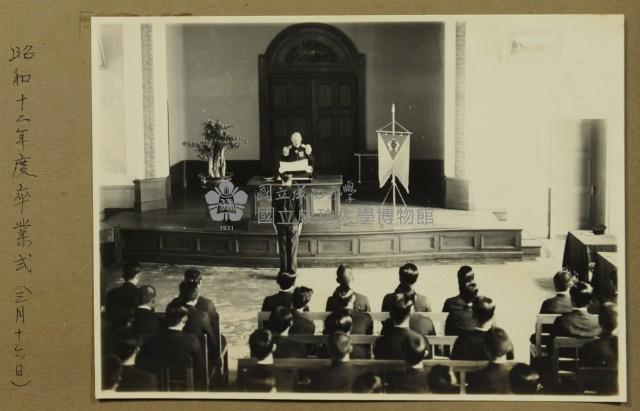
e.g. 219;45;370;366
258;311;449;335
551;336;597;385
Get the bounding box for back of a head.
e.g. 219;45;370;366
399;263;419;285
553;270;573;292
428;365;458;393
459;281;479;303
457;265;474;286
324;309;353;334
336;264;354;287
178;281;199;303
509;363;541;394
570;281;593;308
328;331;352;360
389;292;413;325
292;286;313;310
122;262;141;281
276;271;297;291
102;355;123;390
113;332;142;362
333;286;355;309
484;327;513;360
401;333;429;367
183;268;202;286
166;305;189;327
472;295;495;324
249;329;275;361
138;285;156;305
352;371;384;393
269;306;293;334
599;301;618;333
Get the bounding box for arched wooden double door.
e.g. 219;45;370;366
259;24;365;177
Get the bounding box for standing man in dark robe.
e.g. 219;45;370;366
272;173;304;274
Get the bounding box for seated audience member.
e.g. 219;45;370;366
509;363;542;394
450;296;496;360
261;271;297;313
113;333;158;391
137;306;206;389
105;262;143;326
540;270;574;314
132;285;163;341
102;355;123;391
325;264;371;312
579;301;618;367
427;365;459;394
444;281;479;335
166;281;219;355
374;293;425;360
331;288;374;359
237;329;277;392
466;327;514;394
290;286;315;335
442;266;476;312
550;282;602;345
386;334;431;393
183;269;220;334
382;263;431;312
309;331;358;392
351;372;384;394
269;306;307;358
324;309;353;335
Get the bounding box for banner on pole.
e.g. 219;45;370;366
377;132;411;192
377;105;412;193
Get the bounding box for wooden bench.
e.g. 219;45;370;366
530;314;560;359
257;311;450;335
278;334;457;359
147;357;195;391
237;358;496;394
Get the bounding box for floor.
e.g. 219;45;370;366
100;239;566;370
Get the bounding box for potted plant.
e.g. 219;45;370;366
183;119;248;189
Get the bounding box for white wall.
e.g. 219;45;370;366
464;15;624;238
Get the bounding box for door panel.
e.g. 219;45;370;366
268;75;358;178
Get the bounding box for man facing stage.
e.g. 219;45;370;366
272;174;304;274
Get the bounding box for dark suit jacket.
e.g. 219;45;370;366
236;364;276;392
466;362;515;394
348;309;374;359
450;329;490;360
551;309;602;339
308;362;359;393
290;310;316;335
579;336;618;367
325;291;371;313
283;145;314;166
132;307;163;340
117;365;158;392
442;295;468;312
382;285;431;312
105;282;140;324
409;314;436;337
272;186;303;225
137;329;206;389
261;291;293;312
167;299;217;354
444;308;476;336
385;368;431;394
273;334;308;359
539;293;573;314
373;326;424;360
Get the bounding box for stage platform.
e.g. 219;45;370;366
102;192;537;267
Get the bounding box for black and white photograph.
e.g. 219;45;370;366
92;15;626;400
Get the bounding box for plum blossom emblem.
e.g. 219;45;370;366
205;180;248;222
